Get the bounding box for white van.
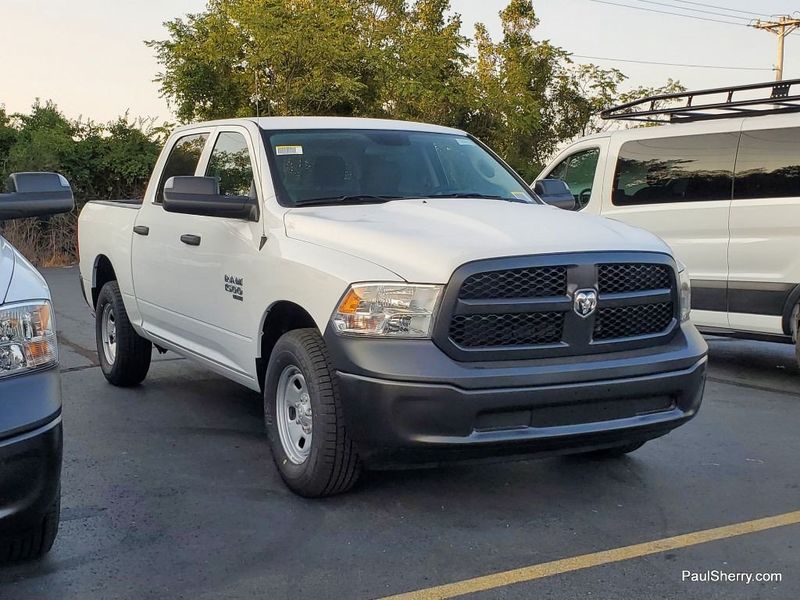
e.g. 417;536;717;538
535;79;800;364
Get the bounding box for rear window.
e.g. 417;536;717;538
734;127;800;200
612;133;738;206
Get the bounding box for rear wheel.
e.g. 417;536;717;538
264;329;361;497
95;281;152;386
580;441;646;458
0;493;60;563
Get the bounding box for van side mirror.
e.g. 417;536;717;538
533;178;576;211
162;176;257;221
0;172;75;220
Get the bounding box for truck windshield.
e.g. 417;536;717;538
262;129;537;207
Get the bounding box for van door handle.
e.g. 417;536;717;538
180;234;201;246
133;225;149;236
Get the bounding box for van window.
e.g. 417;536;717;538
156;133;209;203
612;133;738;206
546;147;599;209
734;128;800;200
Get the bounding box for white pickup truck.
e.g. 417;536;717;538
78;117;708;497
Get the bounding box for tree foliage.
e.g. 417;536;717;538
149;0;682;180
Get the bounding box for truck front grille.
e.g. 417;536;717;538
434;253;678;362
449;312;564;348
593;301;674;341
459;266;567;299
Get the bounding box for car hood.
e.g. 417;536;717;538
0;236;14;304
284;199;672;282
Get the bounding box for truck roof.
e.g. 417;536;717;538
174;116;467;135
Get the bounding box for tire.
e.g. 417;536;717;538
264;329;361;497
0;494;60;563
95;281;152;386
580;441;646;458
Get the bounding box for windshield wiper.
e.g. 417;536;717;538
427;192;531;203
294;195;405;207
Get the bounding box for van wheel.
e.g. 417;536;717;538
95;281;152;386
0;493;60;563
581;441;646;458
264;329;361;497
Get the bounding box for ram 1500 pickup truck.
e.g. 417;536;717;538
1;172;73;560
78;117;708;497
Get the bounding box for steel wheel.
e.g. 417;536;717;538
100;303;117;365
276;365;313;464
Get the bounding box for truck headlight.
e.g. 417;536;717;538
0;301;58;378
332;284;443;338
677;262;691;322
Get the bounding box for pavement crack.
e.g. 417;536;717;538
706;375;800;398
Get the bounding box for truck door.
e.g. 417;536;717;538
131;129;212;347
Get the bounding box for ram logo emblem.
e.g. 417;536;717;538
573;289;598;318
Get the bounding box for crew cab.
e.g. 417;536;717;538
1;172;73;560
78;117;708;497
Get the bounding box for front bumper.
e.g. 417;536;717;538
325;322;708;466
0;368;63;536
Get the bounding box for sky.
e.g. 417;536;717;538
2;0;798;122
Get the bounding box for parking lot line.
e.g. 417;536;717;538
380;509;800;600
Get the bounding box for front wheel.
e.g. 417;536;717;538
264;329;361;497
95;281;152;387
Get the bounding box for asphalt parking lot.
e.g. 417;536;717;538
1;266;798;599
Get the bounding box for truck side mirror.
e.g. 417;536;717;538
532;178;576;211
0;172;75;221
162;176;257;221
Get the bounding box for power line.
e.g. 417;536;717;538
571;53;773;71
588;0;750;26
628;0;751;21
670;0;773;19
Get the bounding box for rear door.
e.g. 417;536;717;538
600;129;738;328
131;129;212;346
728;119;800;335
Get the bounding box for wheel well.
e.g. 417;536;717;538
92;255;117;308
257;301;318;390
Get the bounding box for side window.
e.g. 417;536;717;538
612;133;738;206
547;148;600;209
156;133;209;203
734;128;800;200
206;132;256;198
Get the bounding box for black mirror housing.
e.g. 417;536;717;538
533;178;576;211
162;176;257;221
0;172;75;220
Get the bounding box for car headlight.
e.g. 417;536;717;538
332;284;443;338
677;262;691;322
0;301;58;378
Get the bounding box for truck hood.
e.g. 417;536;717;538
284;199;671;282
0;237;14;304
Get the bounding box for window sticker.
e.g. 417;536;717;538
511;191;532;200
456;138;476;146
275;145;304;156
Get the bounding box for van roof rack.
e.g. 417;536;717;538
601;78;800;123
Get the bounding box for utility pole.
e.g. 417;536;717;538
752;16;800;81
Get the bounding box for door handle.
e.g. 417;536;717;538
180;234;201;246
133;225;149;236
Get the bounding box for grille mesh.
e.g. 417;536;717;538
449;312;564;348
459;267;567;300
593;302;674;341
598;263;671;294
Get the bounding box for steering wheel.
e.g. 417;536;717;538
577;188;592;210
